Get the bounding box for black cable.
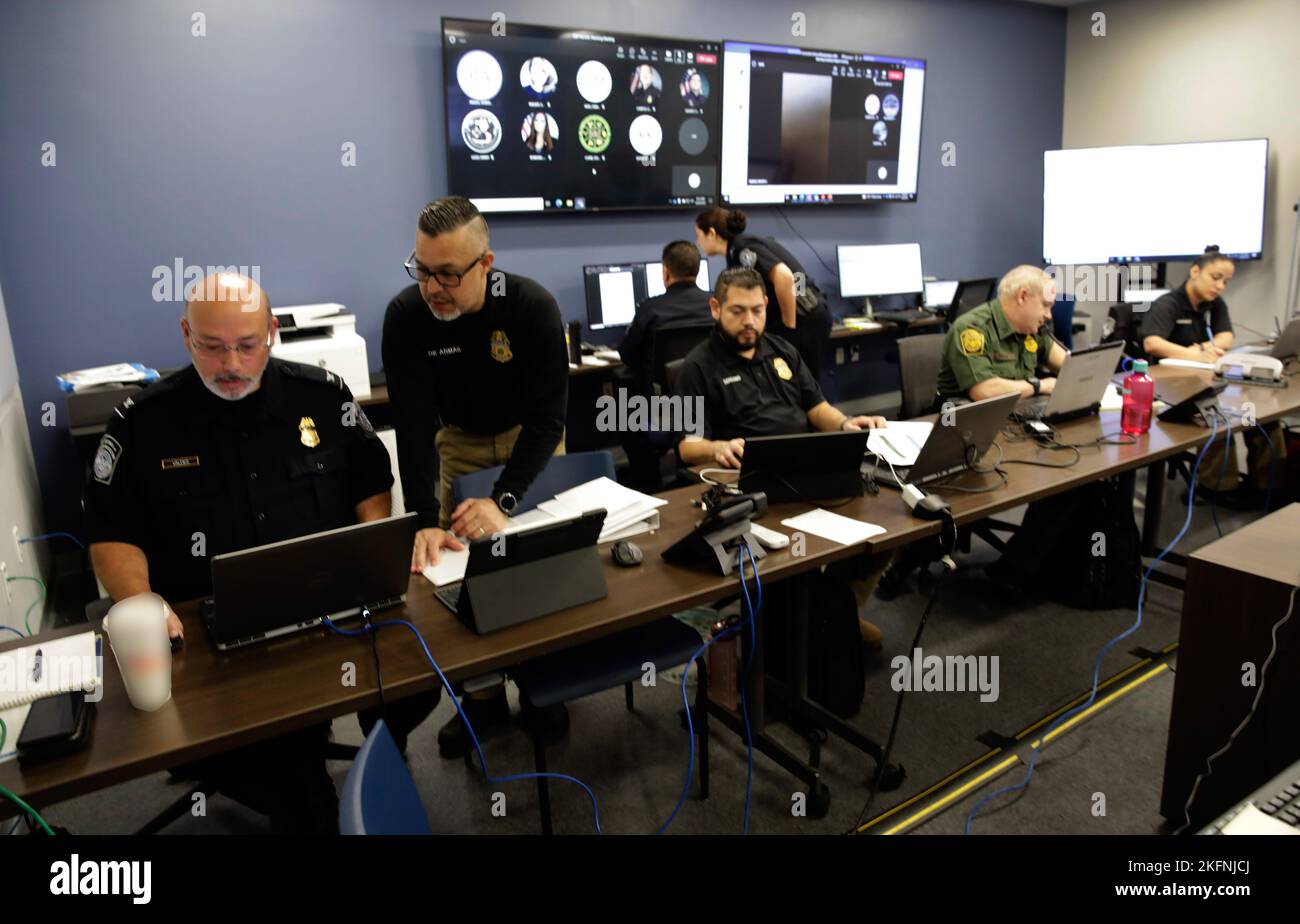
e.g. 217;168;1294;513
848;525;956;834
774;207;840;282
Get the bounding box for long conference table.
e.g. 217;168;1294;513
3;363;1297;821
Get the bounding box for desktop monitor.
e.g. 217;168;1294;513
837;243;924;299
644;260;711;298
924;279;959;309
583;261;712;329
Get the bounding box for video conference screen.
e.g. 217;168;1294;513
443;18;722;213
719;41;926;205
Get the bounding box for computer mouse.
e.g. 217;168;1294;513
611;540;644;567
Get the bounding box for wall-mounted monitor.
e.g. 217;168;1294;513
719;40;925;205
1042;138;1268;265
443;18;722;213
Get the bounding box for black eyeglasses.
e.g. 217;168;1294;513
404;250;486;288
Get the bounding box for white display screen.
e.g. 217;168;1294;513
719;41;925;205
644;261;710;298
924;280;959;307
837;243;924;298
1043;139;1267;265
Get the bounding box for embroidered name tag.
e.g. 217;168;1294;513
161;456;200;470
721;374;742;385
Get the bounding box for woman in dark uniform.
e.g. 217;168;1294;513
694;206;834;380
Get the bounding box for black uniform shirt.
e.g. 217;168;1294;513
381;272;568;528
83;360;393;602
671;329;823;440
727;235;811;334
1139;284;1233;349
617;279;713;394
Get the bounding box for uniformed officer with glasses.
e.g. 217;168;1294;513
382;196;570;757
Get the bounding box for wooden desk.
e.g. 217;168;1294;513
10;365;1297;815
1160;503;1300;829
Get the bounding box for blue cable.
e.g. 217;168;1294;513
964;412;1221;834
19;531;85;550
0;626;25;639
656;620;741;834
657;541;762;835
321;615;603;834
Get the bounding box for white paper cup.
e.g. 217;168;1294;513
104;593;172;712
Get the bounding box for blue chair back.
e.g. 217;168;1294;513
451;451;616;515
339;720;432;835
1051;298;1075;351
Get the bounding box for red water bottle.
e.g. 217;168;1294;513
1121;360;1155;435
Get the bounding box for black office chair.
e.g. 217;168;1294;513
896;333;946;419
946;277;998;325
651;321;713;394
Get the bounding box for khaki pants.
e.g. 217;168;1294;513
435;424;565;528
1196;421;1287;492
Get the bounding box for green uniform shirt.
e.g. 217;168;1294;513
935;300;1054;400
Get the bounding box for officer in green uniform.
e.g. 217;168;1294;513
935;265;1067;404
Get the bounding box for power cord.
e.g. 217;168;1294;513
774;207;839;283
849;518;957;834
321;615;604;834
963;411;1222;833
1174;580;1299;834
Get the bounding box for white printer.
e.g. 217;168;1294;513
270;303;371;399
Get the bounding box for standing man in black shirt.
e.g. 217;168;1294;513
84;272;398;833
615;240;712;490
382;196;570;756
694;206;834;381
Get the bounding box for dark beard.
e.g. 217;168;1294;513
716;321;761;353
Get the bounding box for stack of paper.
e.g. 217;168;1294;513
55;363;160;393
420;477;668;587
538;477;667;542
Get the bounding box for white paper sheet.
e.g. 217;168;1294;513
780;509;886;546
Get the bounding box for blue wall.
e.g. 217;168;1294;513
0;0;1065;531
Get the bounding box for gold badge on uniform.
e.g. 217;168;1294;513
299;416;320;448
772;357;793;381
1024;335;1038;354
959;329;985;356
490;329;513;363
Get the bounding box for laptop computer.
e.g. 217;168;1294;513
1014;340;1125;421
870;391;1021;488
1234;318;1300;360
433;509;608;634
739;429;870;503
202;512;419;650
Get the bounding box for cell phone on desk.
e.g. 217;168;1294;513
16;692;94;765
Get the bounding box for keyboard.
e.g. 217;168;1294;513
1200;758;1300;834
872;309;931;325
433;583;463;614
1014;397;1049;419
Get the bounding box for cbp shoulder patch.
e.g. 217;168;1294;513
959;328;986;356
93;434;123;485
739;248;757;268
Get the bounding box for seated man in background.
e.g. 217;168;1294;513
616;240;712;491
935;264;1067;405
672;266;891;644
85;272;399;834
